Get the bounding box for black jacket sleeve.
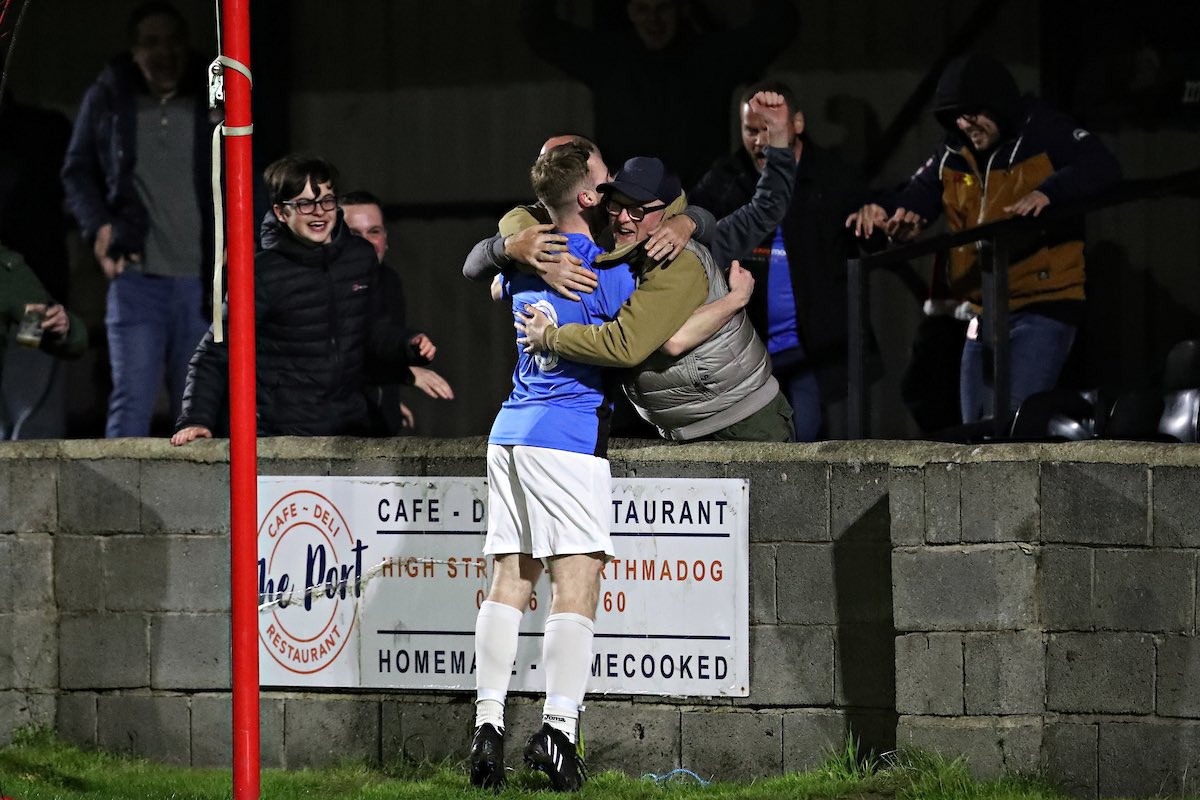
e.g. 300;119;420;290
60;83;112;243
877;146;950;223
177;262;270;431
710;145;796;267
365;264;423;385
1035;109;1122;203
462;233;509;282
175;315;229;432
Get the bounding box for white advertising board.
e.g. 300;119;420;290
257;476;748;696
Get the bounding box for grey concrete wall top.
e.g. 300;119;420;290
4;437;1200;469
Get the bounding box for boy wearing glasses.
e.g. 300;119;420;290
171;155;413;443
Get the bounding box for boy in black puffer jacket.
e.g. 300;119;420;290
172;155;414;443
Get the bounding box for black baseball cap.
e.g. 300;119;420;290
597;157;681;205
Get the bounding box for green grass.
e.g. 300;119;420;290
0;729;1068;800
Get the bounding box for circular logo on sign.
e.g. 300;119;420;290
258;490;362;674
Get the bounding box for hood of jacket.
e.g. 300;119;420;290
259;209;356;266
931;53;1023;140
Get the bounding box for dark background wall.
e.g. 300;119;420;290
6;0;1198;439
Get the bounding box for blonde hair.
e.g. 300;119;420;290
530;142;592;214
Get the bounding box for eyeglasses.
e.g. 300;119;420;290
280;195;338;214
604;197;667;222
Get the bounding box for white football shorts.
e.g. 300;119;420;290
484;444;614;560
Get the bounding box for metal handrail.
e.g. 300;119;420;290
846;167;1200;439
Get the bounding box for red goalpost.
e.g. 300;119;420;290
219;2;259;798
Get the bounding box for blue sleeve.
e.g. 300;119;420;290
595;272;624;322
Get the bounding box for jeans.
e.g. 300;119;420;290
960;311;1077;424
105;271;209;437
771;344;823;442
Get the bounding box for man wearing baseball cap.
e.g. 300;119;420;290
462;134;714;302
518;155;792;442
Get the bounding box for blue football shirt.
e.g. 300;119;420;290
765;227;801;354
488;233;636;456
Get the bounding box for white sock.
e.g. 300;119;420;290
541;612;595;744
474;600;523;730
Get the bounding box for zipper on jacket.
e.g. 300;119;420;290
977;148;1003;226
324;256;342;427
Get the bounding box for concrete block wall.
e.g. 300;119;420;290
0;445;61;746
889;443;1200;798
0;437;895;779
4;437;1198;795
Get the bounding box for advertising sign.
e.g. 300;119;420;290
257;476;748;696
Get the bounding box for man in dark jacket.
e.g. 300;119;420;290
847;54;1121;424
691;79;868;441
341;190;454;434
61;1;216;438
171;156;412;443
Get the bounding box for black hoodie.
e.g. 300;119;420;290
931;53;1023;139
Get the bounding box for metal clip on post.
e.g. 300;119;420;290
208;58;225;108
208;56;253;118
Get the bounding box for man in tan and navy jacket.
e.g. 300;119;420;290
848;53;1121;424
